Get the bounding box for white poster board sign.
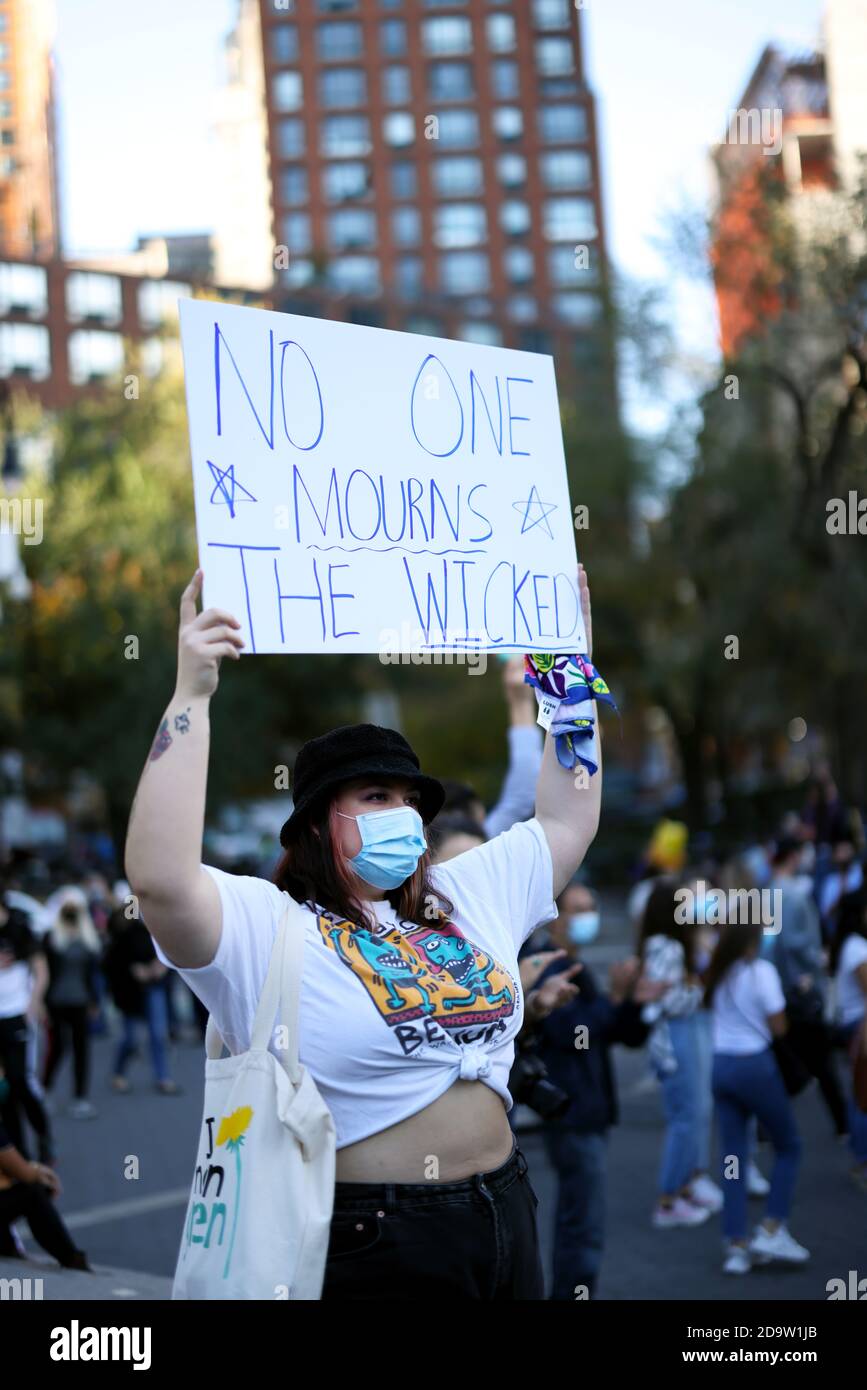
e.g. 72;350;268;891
179;298;587;656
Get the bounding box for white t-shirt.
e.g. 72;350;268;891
712;958;786;1055
150;816;557;1149
837;934;867;1027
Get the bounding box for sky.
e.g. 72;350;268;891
53;0;825;411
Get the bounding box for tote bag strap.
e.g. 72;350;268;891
205;893;306;1083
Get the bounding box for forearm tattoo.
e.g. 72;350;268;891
148;708;191;761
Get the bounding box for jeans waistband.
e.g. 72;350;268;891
332;1133;526;1211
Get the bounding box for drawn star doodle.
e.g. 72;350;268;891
207;460;257;519
512;485;557;539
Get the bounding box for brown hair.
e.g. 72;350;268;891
703;922;763;1007
273;795;454;929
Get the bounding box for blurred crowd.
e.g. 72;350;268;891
0;670;865;1294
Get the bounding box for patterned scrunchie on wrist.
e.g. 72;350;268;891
523;652;616;776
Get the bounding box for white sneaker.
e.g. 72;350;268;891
67;1099;98;1120
723;1243;751;1275
747;1162;770;1198
749;1223;810;1264
652;1197;711;1228
688;1174;724;1212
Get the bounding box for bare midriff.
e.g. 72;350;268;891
334;1079;514;1183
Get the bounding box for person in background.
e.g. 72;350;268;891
638;881;710;1227
627;820;689;936
437;655;543;839
766;836;848;1139
831;889;867;1192
819;831;863;946
707;922;807;1274
524;879;661;1298
0;1059;92;1271
680;871;724;1215
41;890;102;1119
103;895;181;1095
429;814;487;865
0;883;53;1164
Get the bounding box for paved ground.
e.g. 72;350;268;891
3;930;865;1301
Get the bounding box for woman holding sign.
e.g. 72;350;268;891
125;564;612;1300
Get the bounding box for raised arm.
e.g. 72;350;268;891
124;571;244;969
535;565;602;898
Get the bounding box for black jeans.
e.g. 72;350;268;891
0;1181;82;1266
0;1014;52;1159
321;1135;545;1300
44;1004;91;1099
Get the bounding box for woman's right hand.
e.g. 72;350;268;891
175;570;245;700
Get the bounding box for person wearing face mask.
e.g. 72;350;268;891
125;565;610;1300
519;880;660;1298
41;893;102;1120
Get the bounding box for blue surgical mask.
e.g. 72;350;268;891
338;805;427;890
567;911;600;945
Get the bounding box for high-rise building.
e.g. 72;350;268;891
213;0;274;291
258;0;609;366
0;0;60;259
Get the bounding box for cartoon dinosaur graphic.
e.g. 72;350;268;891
328;925;437;1013
412;928;513;1010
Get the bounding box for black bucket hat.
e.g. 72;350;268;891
279;723;446;847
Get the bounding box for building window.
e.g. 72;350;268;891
500;199;531;235
319;68;367;108
383;111;415;146
278;260;315;289
422;17;472;55
406;314;445;336
521;328;553;355
548;245;582;286
492;107;523;141
138;280;192;329
541;149;592;189
439;251;490;295
0;323;50;380
0;102;12;119
68;330;124;385
327;256;381;294
380;19;407;55
316;0;359;10
329;208;376;249
0;262;48;318
282;212;312;253
323;161;371;201
392;206;421;247
508;295;538;322
270;25;299;63
66;272;123;325
434;203;487;249
538;103;587;143
390;160;417;198
491;60;519;100
395;255;423;296
320;114;371;157
278;118;305;158
543;196;597;240
0;127;13;145
497;153;526;187
280;167;309;205
0;71;9;91
486;14;516;52
315;20;363;60
504;247;534;284
540;77;580;98
382;65;411;105
435;109;480;147
553;292;602;326
431;155;482;197
273;71;303;112
535;37;574;75
460;322;503;346
428;61;474;102
533;0;572;27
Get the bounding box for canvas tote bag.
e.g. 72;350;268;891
172;892;337;1299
